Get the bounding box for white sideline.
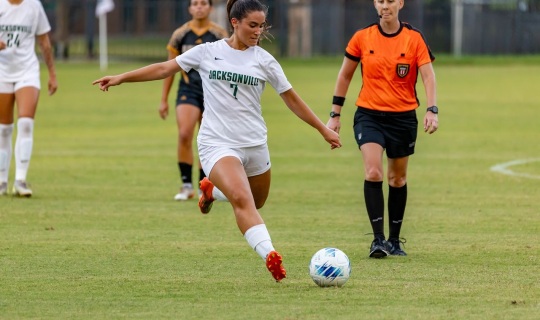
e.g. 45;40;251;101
490;158;540;180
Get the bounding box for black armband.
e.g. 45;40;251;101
332;96;346;106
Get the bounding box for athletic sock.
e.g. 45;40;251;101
388;184;407;240
212;186;228;202
0;123;14;183
179;162;192;185
364;180;385;239
14;118;34;181
244;224;275;260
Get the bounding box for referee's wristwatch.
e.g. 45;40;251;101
426;106;438;114
329;111;341;118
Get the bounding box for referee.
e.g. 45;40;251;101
327;0;439;258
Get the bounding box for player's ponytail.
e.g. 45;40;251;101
226;0;239;21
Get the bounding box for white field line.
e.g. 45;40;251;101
490;158;540;180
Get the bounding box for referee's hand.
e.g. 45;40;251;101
423;112;438;134
326;117;341;134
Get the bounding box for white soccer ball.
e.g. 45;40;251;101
309;247;351;287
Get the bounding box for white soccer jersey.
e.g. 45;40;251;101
176;39;293;147
0;0;51;82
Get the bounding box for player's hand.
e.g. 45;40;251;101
92;75;121;91
423;112;439;134
326;117;341;134
0;41;6;51
159;101;169;120
48;76;58;96
322;127;342;150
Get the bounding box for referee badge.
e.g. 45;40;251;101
396;64;410;78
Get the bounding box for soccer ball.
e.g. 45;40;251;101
309;248;351;287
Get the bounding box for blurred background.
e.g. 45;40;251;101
43;0;540;61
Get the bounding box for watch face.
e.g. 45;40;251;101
428;106;438;114
330;111;340;118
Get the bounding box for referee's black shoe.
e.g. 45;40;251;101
369;237;389;258
387;238;407;256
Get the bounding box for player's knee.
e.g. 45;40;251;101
17;117;34;136
365;168;383;181
388;175;407;188
178;130;193;145
0;123;14;138
229;190;260;211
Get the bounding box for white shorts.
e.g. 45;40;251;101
199;144;271;178
0;75;41;94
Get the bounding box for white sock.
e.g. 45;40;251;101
212;186;228;201
244;224;275;260
0;123;14;183
15;118;34;181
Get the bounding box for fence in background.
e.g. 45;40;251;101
453;0;540;55
41;0;540;61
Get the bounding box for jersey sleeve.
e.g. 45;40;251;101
258;50;292;94
345;31;362;61
36;1;51;35
167;23;190;56
167;42;180;56
415;33;435;66
175;43;205;72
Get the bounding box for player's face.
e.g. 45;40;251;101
374;0;404;20
189;0;212;20
232;11;266;48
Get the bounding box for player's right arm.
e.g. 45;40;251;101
159;50;178;119
92;59;182;91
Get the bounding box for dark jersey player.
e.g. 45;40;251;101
158;0;228;201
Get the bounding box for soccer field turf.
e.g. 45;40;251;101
0;56;538;319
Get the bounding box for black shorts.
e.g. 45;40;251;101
353;107;418;159
176;86;204;111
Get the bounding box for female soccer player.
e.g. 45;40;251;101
327;0;439;258
159;0;228;201
93;0;341;282
0;0;58;197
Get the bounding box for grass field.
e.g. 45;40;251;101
0;56;539;319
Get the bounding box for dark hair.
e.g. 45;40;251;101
190;0;213;8
226;0;272;42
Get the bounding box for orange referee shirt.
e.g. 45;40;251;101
345;22;435;112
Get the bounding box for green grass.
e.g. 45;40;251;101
0;57;539;319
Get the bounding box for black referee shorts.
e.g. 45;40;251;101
353;106;418;159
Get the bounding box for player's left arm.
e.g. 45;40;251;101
419;62;438;134
36;33;57;96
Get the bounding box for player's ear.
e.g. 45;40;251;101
231;17;239;26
